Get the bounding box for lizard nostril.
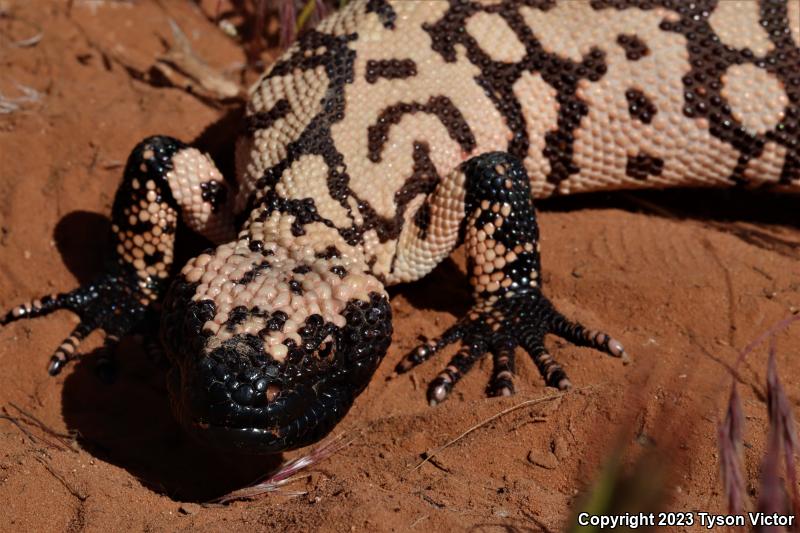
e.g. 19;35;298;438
266;383;281;402
317;339;334;359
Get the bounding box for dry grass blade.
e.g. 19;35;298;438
734;315;800;371
8;402;76;443
721;315;800;529
1;403;77;451
765;336;800;526
718;383;746;514
213;432;353;503
296;0;329;31
411;387;595;472
757;419;785;533
221;0;345;60
34;456;88;501
0;10;43;47
567;446;666;533
314;0;331;21
250;0;267;48
0;82;41;114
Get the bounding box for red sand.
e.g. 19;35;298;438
1;2;799;531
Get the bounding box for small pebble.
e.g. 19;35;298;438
552;436;570;461
178;503;201;515
527;449;559;469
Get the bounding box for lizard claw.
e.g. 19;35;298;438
395;152;628;405
396;289;627;405
2;268;150;375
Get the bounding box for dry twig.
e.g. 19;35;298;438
34;456;88;501
0;82;41;114
411;386;598;472
155;19;241;100
0;9;43;47
0;403;76;451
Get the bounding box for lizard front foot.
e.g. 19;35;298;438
1;270;151;375
0;136;209;376
396;288;627;405
395;151;628;405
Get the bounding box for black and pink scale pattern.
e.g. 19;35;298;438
1;0;798;454
395;153;627;404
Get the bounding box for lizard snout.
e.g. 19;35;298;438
160;243;392;453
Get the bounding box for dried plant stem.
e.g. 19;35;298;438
718;314;800;518
213;432;354;503
412;385;599;472
718;384;745;514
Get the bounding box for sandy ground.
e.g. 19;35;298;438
1;2;799;531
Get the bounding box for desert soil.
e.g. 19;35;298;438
1;2;799;532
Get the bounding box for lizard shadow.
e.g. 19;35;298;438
60;343;282;502
398;187;800;317
55;211;216;285
387;256;472;317
542;187;800;258
53;211;110;285
542;186;799;223
55;106;288;502
54;212;283;501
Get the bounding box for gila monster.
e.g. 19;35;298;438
2;0;799;453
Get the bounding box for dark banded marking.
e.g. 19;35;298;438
593;0;800;185
365;59;417;83
200;180;228;213
329;265;347;278
367;96;476;163
245;99;291;134
365;0;396;29
423;1;609;188
626;153;664;180
625;88;657;124
234;261;271;285
48;322;94;375
224;306;249;332
616;33;650;60
398;142;440;241
252;29;440;245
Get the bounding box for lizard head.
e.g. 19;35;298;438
160;240;392;453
